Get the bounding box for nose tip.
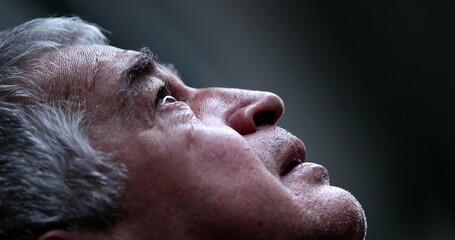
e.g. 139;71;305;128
228;92;284;135
252;93;284;126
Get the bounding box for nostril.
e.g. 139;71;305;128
226;91;284;135
253;111;275;126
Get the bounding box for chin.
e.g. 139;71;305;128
293;185;367;240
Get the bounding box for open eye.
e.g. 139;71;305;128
156;81;175;106
160;96;177;105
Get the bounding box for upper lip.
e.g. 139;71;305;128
280;138;306;176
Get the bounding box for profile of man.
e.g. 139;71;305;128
0;17;366;240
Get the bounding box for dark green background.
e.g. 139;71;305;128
1;1;453;239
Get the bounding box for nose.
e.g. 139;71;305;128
190;88;284;135
227;91;284;135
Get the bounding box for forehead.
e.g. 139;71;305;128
31;45;185;122
32;45;162;102
35;45;182;92
29;46;141;120
38;45;136;87
54;45;136;64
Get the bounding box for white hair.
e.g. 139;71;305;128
0;17;126;240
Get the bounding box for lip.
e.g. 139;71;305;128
279;138;306;176
282;162;330;186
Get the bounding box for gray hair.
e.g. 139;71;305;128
0;17;126;239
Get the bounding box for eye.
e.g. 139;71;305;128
160;96;177;104
155;81;175;106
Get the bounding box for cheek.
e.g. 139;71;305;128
168;127;300;223
186;126;255;167
132;125;258;189
137;127;286;206
149;125;262;189
155;102;197;127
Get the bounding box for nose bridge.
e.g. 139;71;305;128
191;87;284;135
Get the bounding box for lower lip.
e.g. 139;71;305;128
282;162;330;185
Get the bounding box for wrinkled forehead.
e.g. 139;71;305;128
26;45;185;124
31;45;136;94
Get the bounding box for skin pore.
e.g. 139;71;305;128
33;45;366;240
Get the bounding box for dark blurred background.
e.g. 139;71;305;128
1;0;453;239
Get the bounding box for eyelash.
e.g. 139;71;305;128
155;80;187;106
156;80;173;105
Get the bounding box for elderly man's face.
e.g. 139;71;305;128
36;45;365;239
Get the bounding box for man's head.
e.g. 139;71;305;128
0;17;366;239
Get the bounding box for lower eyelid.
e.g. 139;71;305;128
158;100;183;110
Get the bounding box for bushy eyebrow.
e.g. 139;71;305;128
120;47;157;89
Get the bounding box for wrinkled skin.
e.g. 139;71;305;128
35;45;366;240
